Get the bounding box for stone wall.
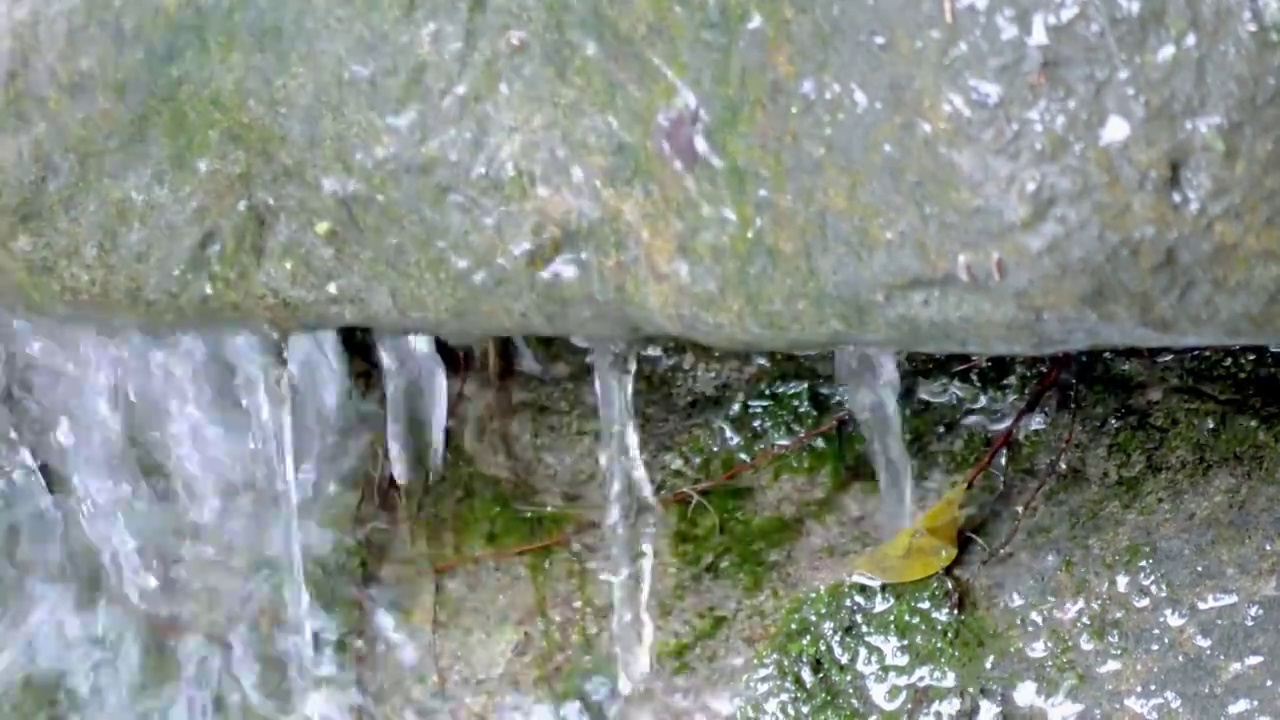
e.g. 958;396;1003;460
4;2;1280;352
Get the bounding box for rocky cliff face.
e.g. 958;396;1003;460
3;2;1280;352
312;345;1280;716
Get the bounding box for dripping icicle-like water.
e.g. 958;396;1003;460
229;334;314;701
413;336;449;483
0;317;368;716
834;347;916;536
375;333;450;493
590;344;661;702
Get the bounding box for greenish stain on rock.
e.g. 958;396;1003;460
1048;350;1280;524
418;449;580;560
665;373;854;593
527;551;603;700
741;577;994;719
656;608;732;674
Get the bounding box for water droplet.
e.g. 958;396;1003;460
1227;698;1258;715
54;415;75;447
1099;114;1132;147
1196;591;1239;610
1097;659;1123;674
1245;603;1263;626
1025;639;1051;658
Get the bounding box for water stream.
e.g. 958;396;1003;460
0;315;673;717
374;333;450;494
0;316;359;717
9;309;1235;718
589;345;661;705
0;306;930;717
834;347;916;536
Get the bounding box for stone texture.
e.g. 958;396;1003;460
3;2;1280;351
381;349;1280;716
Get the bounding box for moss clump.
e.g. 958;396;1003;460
740;577;999;719
666;372;856;592
671;487;804;593
1062;349;1280;519
657;608;733;673
0;676;81;719
419;452;580;562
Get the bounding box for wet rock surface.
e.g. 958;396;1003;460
4;3;1280;352
5;316;1280;718
356;347;1280;717
964;350;1280;718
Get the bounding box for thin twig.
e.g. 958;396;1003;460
429;357;1068;574
428;414;850;574
960;359;1066;491
664;413;848;503
984;402;1077;563
944;0;955;25
432;521;592;573
678;487;722;536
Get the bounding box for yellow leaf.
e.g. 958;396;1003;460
849;483;967;585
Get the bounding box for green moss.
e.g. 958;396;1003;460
739;575;1079;720
419;452;580;560
0;676;79;718
671;487;804;593
664;370;855;592
657;608;732;673
740;576;997;719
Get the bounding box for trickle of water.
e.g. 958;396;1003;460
377;338;415;489
375;334;450;488
589;345;661;701
226;334;313;699
834;347;916;536
412;336;449;480
0;314;361;717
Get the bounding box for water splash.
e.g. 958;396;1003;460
834;347;915;536
589;344;660;700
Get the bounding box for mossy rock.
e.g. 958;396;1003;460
741;576;993;719
7;2;1280;353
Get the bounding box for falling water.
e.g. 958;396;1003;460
0;314;367;717
226;334;313;700
412;336;449;480
375;334;450;489
834;347;916;536
589;344;661;701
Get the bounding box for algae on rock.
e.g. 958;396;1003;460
741;577;994;718
299;342;1280;716
8;2;1280;352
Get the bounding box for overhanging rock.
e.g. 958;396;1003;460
2;1;1279;354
